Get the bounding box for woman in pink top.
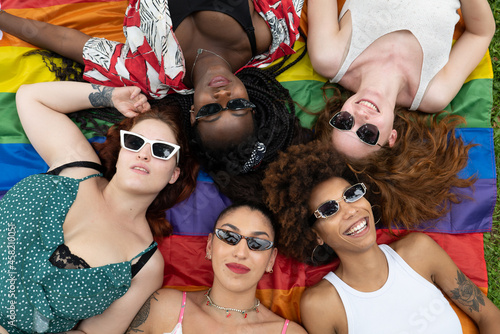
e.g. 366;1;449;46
125;202;306;334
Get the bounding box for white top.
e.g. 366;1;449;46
323;244;463;334
330;0;460;110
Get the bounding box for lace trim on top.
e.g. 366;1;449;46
49;244;91;269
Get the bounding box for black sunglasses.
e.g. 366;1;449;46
196;98;256;120
329;111;380;146
308;183;367;226
120;130;180;163
214;228;273;251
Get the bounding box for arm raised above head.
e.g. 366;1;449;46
306;0;348;79
15;82;150;171
0;10;91;63
418;0;495;112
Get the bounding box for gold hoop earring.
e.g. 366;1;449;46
310;244;321;265
371;205;381;225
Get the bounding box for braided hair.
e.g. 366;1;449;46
174;49;311;177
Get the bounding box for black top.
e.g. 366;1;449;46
169;0;257;57
46;161;157;278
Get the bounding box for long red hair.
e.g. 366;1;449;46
93;103;198;237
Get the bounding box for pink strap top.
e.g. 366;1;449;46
282;319;290;333
178;291;187;323
169;292;289;334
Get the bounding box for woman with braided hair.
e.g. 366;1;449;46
0;0;306;172
165;55;312;202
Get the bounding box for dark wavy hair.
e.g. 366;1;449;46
214;201;277;239
93;104;198;238
263;136;476;264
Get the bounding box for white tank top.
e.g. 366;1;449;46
330;0;460;110
323;244;463;333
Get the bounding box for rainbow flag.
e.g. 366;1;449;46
0;1;495;332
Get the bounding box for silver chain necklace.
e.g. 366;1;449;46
205;288;260;318
190;49;233;83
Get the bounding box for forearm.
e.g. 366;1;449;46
306;0;343;78
307;0;340;52
460;0;495;39
18;82;114;115
0;10;89;63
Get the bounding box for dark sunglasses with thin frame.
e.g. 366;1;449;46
196;98;256;120
214;228;273;251
329;111;380;146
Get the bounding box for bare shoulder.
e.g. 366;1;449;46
133;249;164;284
285;320;308;334
126;289;184;333
302;278;340;305
301;278;345;333
389;232;438;260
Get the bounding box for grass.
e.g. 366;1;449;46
486;0;500;308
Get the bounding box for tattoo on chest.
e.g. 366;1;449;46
89;84;114;108
449;270;485;313
126;291;160;333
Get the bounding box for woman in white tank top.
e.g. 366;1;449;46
307;0;495;160
263;141;500;334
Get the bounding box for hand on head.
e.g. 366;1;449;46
112;86;151;118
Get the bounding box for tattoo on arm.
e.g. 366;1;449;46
449;270;485;313
125;291;160;333
89;84;114;108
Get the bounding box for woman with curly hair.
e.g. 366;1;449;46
307;0;494;160
0;82;196;333
262;141;500;333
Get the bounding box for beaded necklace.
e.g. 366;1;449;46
205;288;260;318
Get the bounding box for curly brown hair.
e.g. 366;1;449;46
93;102;198;238
262;141;358;263
313;86;476;229
263;125;475;263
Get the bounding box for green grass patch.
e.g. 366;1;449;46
487;0;500;308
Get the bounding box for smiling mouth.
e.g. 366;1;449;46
344;219;368;236
358;100;379;112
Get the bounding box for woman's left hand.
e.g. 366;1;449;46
112;86;151;118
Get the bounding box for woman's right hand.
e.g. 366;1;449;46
111;86;151;118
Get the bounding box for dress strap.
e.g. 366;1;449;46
177;291;187;324
131;242;158;278
46;161;105;175
281;319;290;334
243;0;257;57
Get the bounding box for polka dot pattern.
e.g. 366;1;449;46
0;173;150;333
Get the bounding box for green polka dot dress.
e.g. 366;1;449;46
0;173;157;333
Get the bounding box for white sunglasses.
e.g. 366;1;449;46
120;130;180;163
